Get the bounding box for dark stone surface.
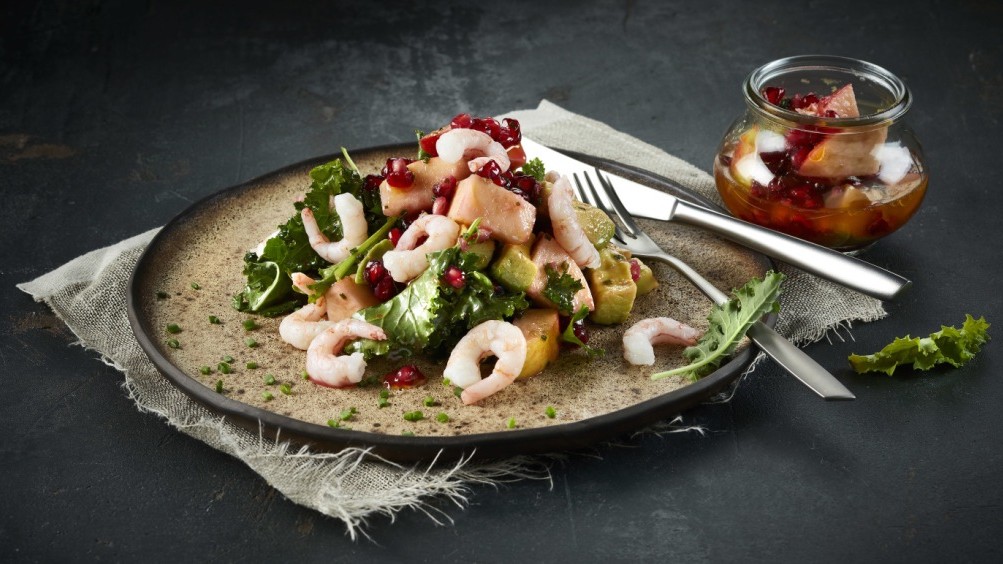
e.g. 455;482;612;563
2;0;1000;561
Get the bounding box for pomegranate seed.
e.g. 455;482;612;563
471;117;501;140
443;265;466;289
364;260;387;286
432;175;457;200
363;174;384;191
419;126;448;157
867;215;890;236
629;259;641;282
382;157;415;189
388;227;403;247
573;320;589;345
450;113;473;129
476;160;504;186
789;145;814;169
384;364;427;389
823;110;838;118
373;276;397;301
802;93;819;107
499;118;522;147
759;151;789;176
761;86;786;106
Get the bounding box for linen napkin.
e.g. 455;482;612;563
17;100;885;539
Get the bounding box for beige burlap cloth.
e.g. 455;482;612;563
17;100;885;538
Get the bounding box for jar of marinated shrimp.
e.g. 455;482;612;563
713;55;928;252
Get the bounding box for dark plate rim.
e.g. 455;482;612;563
126;142;777;464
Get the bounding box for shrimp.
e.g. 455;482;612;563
435;128;511;173
381;214;461;282
443;320;527;405
549;174;601;269
622;317;702;366
301;192;368;264
305;319;387;388
278;273;332;350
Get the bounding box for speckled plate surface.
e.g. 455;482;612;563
127;143;775;463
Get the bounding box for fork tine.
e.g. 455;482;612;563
571;173;593;206
575;173;629;240
589;169;638;238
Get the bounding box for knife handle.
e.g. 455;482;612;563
672;200;911;301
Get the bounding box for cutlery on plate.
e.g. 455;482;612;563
520;137;911;301
572;169;854;400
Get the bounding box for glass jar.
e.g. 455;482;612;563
713;55;927;252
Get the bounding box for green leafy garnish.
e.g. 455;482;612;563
308;215;401;299
354;246;529;357
521;157;546;182
561;305;602;358
652;271;784;381
542;262;583;316
849;315;990;375
415;130;432;162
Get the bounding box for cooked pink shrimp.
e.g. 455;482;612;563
549;174;601;269
381;214;461;282
435;128;511;173
301;192;368;263
622;317;702;366
278;273;332;350
305;319;387;388
443;320;527;405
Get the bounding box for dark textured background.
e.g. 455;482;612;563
2;0;1000;561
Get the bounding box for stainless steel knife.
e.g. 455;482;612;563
521;137;911;301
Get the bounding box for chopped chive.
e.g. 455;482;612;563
262;391;274;401
245;361;258;370
327;419;340;428
242;319;258;331
422;396;438;407
245;337;258;348
403;410;424;422
166;339;180;349
506;417;516;429
156;291;169;300
301;370;309;380
218;362;232;374
442;378;452;387
378;397;389;408
339;407;357;421
436;412;449;423
263;374;276;385
453;386;463;398
279;383;292;395
215;379;223;393
208;315;221;324
222;355;235;363
199;366;212;375
401;431;415;437
379;389;390;399
545;406;557;419
166;323;181;334
191;282;201;290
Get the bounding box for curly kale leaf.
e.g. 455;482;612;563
849;314;990;375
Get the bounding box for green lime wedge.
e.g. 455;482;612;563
249;261;292;311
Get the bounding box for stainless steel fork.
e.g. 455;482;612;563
572;169;855;400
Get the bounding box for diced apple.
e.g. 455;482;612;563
379;157;471;217
797;126;888;177
823;185;872;209
817;84;860;118
325;277;379;322
513;309;560;379
447;175;536;244
527;234;594;312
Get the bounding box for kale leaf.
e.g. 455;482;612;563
542;262;584;316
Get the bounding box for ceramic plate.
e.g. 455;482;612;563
127;143;774;463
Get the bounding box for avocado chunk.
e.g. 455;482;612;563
464;239;496;271
572;201;616;249
354;239;394;285
587;248;637;325
634;257;658;296
490;242;537;293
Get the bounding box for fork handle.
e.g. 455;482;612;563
646;250;854;400
671;200;911;301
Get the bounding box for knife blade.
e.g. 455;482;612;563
520;137;911;301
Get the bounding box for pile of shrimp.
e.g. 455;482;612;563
276;123;701;405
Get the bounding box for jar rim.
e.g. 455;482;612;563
743;55;912;128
